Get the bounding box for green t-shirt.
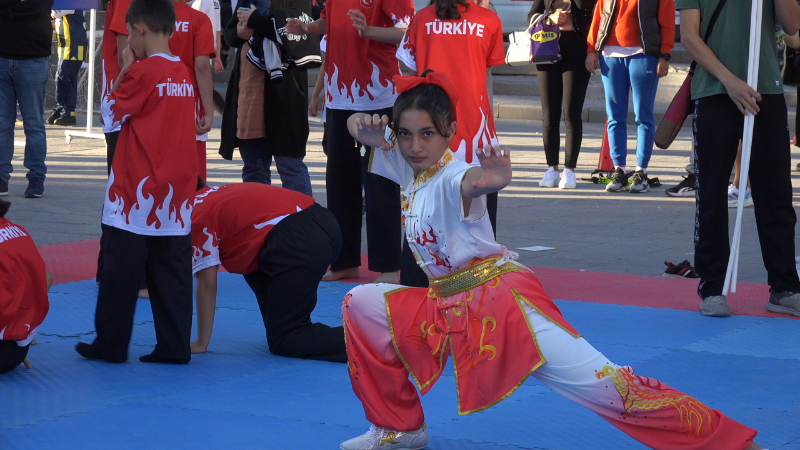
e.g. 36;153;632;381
675;0;783;99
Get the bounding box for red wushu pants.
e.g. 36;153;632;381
341;276;758;450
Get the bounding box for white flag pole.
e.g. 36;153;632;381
723;0;763;295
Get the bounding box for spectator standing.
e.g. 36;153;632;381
190;0;225;74
285;0;415;283
49;10;88;126
171;0;216;181
585;0;675;193
0;0;53;198
529;0;596;189
394;0;503;287
677;0;800;318
219;0;314;195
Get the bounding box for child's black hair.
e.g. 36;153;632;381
392;69;455;138
429;0;470;20
0;199;9;218
126;0;176;35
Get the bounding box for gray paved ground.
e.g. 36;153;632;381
8;110;800;286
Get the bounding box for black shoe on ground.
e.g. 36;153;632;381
53;111;77;126
605;167;629;192
47;108;63;125
629;170;649;193
665;173;697;197
24;178;44;198
0;179;7;196
663;260;700;278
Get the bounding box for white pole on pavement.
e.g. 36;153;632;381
65;7;104;143
723;0;764;295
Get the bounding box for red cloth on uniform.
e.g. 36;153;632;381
396;3;504;164
191;183;316;274
320;0;414;110
0;219;49;342
109;0;133;36
101;55;198;236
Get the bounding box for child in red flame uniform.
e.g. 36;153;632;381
0;199;52;374
76;0;198;365
285;0;414;285
189;182;345;362
338;71;764;450
395;0;505;286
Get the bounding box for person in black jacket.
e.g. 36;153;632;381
0;0;54;198
219;0;313;195
528;0;596;190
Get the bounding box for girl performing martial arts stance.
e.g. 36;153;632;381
339;70;764;450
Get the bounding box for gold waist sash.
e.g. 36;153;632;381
428;257;523;298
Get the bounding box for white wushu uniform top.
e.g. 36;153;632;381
369;132;505;278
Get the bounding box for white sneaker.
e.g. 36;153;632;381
538;167;559;187
340;424;428;450
727;184;754;208
558;169;577;189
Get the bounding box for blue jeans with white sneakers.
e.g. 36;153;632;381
599;54;659;170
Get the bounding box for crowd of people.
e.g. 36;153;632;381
2;0;800;448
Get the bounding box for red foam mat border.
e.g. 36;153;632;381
38;239;795;319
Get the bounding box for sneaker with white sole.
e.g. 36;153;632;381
539;167;559;187
700;295;731;317
665;173;696;197
558;169;577;189
727;184;753;208
629;170;649;193
341;424;428;450
0;178;7;196
766;288;800;317
605;167;629;192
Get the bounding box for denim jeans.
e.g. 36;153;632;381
599;54;659;169
238;137;312;196
0;56;49;183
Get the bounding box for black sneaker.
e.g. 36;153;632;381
0;178;7;196
663;260;699;278
47;108;64;125
24;178;44;198
629;170;649;193
53;111;77;126
605;167;629;192
665;173;697;197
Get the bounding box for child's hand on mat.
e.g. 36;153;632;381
190;341;208;354
472;146;512;191
353;113;391;150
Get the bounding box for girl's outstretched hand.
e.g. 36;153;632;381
350;113;391;150
472;146;512;191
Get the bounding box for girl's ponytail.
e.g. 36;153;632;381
433;0;469;20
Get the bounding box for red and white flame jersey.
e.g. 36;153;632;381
396;3;504;166
320;0;414;111
101;0;123;133
102;54;198;236
368;133;505;278
170;2;216;141
190;184;316;275
0;218;49;345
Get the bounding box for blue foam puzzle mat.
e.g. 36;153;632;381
2;273;799;449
